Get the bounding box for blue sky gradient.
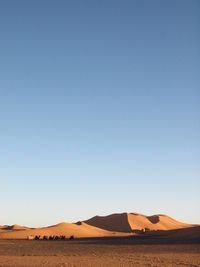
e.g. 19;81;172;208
0;0;199;226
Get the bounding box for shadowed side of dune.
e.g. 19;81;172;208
84;213;132;232
161;225;200;239
147;215;160;224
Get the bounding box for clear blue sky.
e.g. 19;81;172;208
0;0;199;227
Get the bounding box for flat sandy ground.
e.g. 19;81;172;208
0;240;200;267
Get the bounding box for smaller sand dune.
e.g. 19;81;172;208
0;225;29;234
0;222;126;239
3;224;29;231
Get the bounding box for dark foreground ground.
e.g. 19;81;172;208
0;238;200;267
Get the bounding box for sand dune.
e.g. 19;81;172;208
85;212;193;232
128;213;191;230
0;225;29;234
0;221;125;239
2;224;29;230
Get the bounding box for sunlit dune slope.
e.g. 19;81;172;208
128;213;192;230
0;222;125;239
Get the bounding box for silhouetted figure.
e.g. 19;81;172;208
43;235;48;240
69;235;74;240
34;235;40;240
140;228;150;234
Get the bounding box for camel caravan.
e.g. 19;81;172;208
27;235;74;240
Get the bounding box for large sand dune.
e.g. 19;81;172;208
84;212;193;232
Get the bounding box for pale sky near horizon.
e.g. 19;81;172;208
0;0;199;227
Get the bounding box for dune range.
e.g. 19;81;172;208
0;212;198;240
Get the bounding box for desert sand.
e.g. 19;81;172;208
0;240;199;267
0;212;200;266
